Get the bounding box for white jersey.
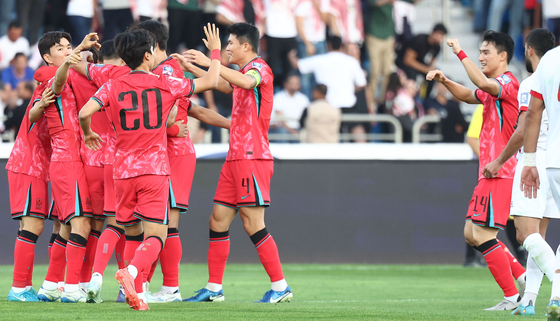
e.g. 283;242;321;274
517;74;548;159
532;46;560;168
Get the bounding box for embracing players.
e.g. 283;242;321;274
427;31;525;310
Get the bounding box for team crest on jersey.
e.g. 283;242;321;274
86;197;92;209
497;74;511;85
251;62;262;70
521;93;529;104
36;198;43;210
163;66;174;76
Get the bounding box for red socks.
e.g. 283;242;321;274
479;239;518;297
80;230;100;283
48;233;56;260
251;228;285;282
44;235;67;283
13;230;38;288
160;228;182;287
145;258;158;284
115;231;126;269
66;233;88;286
207;230;230;284
129;236;164;292
124;233;144;267
497;239;526;279
92;225;124;275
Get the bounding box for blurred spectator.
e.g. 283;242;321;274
346;42;373;142
4;81;34;138
67;0;97;46
101;0;134;41
385;72;417;142
133;0;166;21
473;0;491;33
466;104;483;157
215;0;266;35
295;0;330;98
0;0;15;36
523;0;537;40
0;21;30;70
393;0;416;47
263;0;299;88
16;0;45;45
395;23;447;99
543;0;560;45
487;0;523;50
44;0;72;34
300;84;341;143
328;0;364;45
270;74;310;142
424;82;468;143
1;53;34;91
167;0;203;53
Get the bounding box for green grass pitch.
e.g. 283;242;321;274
0;264;550;320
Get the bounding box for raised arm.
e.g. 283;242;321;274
191;23;222;93
53;51;82;95
426;70;479;104
173;54;233;94
188;104;231;130
447;39;500;97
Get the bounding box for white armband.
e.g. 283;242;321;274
523;152;537;167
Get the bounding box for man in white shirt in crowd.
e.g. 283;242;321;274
0;21;30;71
270;74;310;142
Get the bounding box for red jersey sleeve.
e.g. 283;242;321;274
164;76;195;99
91;82;111;109
87;63;129;88
493;73;515;99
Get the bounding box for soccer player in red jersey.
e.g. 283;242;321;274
79;26;222;310
180;23;292;303
31;31;97;303
6;66;56;302
427;31;525;310
132;19;231;303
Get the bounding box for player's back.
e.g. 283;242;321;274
229;57;273;161
94;71;194;179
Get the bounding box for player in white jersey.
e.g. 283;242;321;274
483;28;557;316
520;35;560;321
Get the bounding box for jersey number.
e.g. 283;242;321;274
473;195;488;214
119;89;163;131
241;178;250;194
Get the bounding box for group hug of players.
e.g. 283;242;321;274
6;20;292;310
428;27;560;319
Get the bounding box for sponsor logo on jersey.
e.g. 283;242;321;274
163;66;174;76
521;93;529;104
497;74;511;85
251;62;262;70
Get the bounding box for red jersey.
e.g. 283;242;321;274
43;77;82;162
5;83;52;182
152;57;195;156
91;70;195;179
68;69;109;167
86;63;130;165
227;57;273;161
475;71;519;180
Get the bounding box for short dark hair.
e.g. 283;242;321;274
8;21;22;30
526;28;555;58
22;81;35;93
114;30;157;70
314;84;327;96
227;23;259;53
38;31;72;65
482;30;514;64
99;39;120;62
14;52;27;60
330;36;342;50
132;20;169;51
432;23;447;34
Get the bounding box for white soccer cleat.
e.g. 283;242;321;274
146;289;182;303
37;287;62;302
61;289;87;303
484;299;519;311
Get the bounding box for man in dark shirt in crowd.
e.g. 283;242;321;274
396;23;447;97
4;81;34;138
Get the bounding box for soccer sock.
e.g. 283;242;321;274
79;229;101;284
44;235;67;288
550;244;560;300
65;233;88;292
145;258;158;284
478;239;519;299
160;228;182;288
48;233;57;260
124;233;144;267
93;225;124;275
26;255;35;288
497;239;526;279
129;236;164;293
115;230;126;269
12;230;38;289
523;233;555;282
251;228;287;291
206;230;230;290
520;255;542;306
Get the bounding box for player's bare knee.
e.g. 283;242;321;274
21;217;44;235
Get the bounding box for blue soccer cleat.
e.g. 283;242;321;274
254;286;293;303
548;298;560;321
511;300;535;315
7;289;39;302
183;288;224;302
27;287;38;296
116;287;126;303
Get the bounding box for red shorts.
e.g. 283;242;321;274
8;171;49;220
84;165;104;218
114;175;170;226
48;196;60;221
169;154;196;212
103;165;116;217
466;178;513;230
50;162;93;224
214;160;273;209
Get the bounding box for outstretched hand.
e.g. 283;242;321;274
426;70;447;83
184;49;212;68
84;131;103;151
66;51;83;66
203;23;221;51
39;87;55;108
78;32;101;51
